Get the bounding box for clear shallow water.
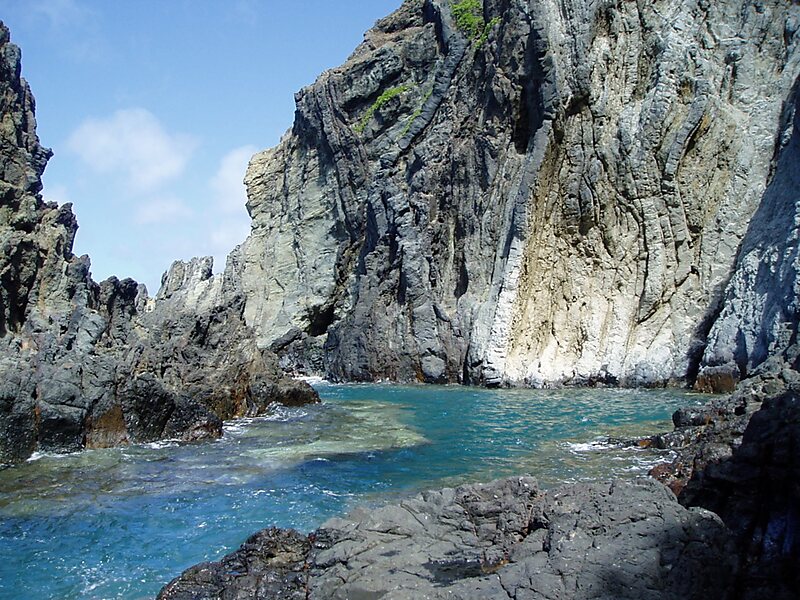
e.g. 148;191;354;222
0;384;711;599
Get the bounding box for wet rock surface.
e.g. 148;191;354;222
0;23;317;465
160;477;735;600
158;528;311;600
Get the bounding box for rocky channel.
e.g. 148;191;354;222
158;364;800;599
155;0;800;596
2;0;800;597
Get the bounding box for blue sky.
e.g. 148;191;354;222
0;0;402;292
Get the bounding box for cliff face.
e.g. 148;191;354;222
235;0;800;387
0;23;316;465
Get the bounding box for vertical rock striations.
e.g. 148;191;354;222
238;0;800;387
0;22;316;465
696;77;800;392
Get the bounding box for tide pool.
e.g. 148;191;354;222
0;384;711;599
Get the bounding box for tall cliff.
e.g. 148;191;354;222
232;0;800;388
0;23;316;465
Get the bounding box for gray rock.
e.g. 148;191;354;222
0;22;318;464
158;527;310;600
697;75;800;391
682;390;800;599
160;477;736;599
646;367;800;599
232;0;800;387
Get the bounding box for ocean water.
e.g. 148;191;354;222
0;383;711;599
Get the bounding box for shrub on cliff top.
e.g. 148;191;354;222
452;0;485;39
452;0;500;48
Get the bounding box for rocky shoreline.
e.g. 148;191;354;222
0;23;317;465
1;0;799;596
159;477;736;600
158;366;800;599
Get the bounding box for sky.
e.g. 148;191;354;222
0;0;403;292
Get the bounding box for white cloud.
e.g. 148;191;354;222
32;0;87;29
67;108;197;190
211;145;258;214
210;218;251;251
27;0;109;63
134;197;193;225
41;183;71;207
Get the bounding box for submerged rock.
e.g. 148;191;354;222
0;23;317;464
160;477;735;599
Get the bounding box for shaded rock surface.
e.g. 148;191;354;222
227;0;800;387
644;358;800;599
0;23;317;465
160;477;735;600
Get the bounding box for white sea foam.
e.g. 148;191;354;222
25;450;72;462
294;375;329;385
564;439;615;453
262;403;309;422
143;440;179;450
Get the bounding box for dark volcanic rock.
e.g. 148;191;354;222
0;23;317;464
648;354;800;496
679;390;800;599
642;351;800;598
161;477;736;599
158;528;311;600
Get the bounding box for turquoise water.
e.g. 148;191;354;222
0;384;710;599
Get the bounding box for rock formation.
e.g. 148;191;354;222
156;1;800;596
225;0;800;388
643;358;800;598
0;23;317;465
159;477;736;600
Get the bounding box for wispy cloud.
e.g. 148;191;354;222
211;145;258;214
26;0;108;62
31;0;88;29
41;183;71;207
206;146;256;265
67;108;197;190
134;197;193;225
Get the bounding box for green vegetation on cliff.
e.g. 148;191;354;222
355;85;411;134
452;0;499;48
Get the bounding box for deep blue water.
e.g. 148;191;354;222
0;383;711;599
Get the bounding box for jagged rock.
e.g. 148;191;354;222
644;371;800;599
158;527;311;600
160;477;736;599
646;352;800;495
232;0;800;387
0;23;318;464
681;390;800;599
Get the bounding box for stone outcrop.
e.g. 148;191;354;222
159;477;736;600
228;0;800;387
642;358;800;598
0;23;317;465
694;75;800;392
682;389;800;597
